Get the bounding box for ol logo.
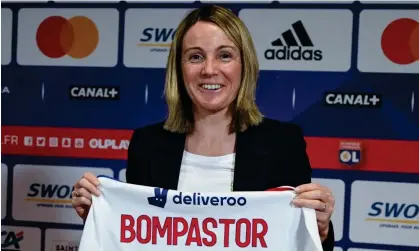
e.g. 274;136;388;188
1;231;24;250
339;141;362;166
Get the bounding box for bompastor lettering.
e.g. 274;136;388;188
120;214;268;248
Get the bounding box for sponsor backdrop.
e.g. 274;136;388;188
1;0;418;251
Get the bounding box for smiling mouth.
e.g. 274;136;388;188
199;84;222;90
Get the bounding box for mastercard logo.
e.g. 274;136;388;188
381;18;419;65
36;15;99;59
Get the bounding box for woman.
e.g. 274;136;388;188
72;5;335;250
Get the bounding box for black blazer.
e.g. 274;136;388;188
125;117;335;250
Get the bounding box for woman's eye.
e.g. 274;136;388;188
220;53;232;61
189;54;203;62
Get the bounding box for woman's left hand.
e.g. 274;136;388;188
293;183;335;242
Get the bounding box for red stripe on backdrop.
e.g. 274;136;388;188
1;126;132;160
305;137;419;174
2;126;419;174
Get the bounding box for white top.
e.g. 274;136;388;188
79;176;323;251
177;151;235;192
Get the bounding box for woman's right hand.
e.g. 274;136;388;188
72;172;101;221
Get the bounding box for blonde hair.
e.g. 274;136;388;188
164;5;263;134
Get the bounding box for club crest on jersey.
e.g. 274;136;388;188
339;141;362;166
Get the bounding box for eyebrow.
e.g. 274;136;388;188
183;45;237;53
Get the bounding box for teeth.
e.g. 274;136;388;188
202;84;221;90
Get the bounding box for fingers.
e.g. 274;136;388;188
75;206;86;215
293;197;335;214
316;211;330;224
295;190;329;202
72;172;100;220
317;220;329;232
72;187;92;210
292;198;325;211
316;209;332;237
295;183;331;194
292;184;335;214
77;172;100;187
74;172;99;189
79;178;100;196
75;172;100;197
317;218;330;239
73;188;92;201
294;183;335;208
84;172;100;186
327;194;336;208
293;183;335;239
72;193;92;208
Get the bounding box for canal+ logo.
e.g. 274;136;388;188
148;188;247;208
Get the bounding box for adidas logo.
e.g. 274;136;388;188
264;20;323;61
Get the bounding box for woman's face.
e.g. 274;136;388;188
181;21;242;114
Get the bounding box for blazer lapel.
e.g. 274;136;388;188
233;124;273;191
149;128;186;190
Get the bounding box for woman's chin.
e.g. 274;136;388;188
196;102;229;114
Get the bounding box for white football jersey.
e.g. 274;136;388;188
79;176;323;251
